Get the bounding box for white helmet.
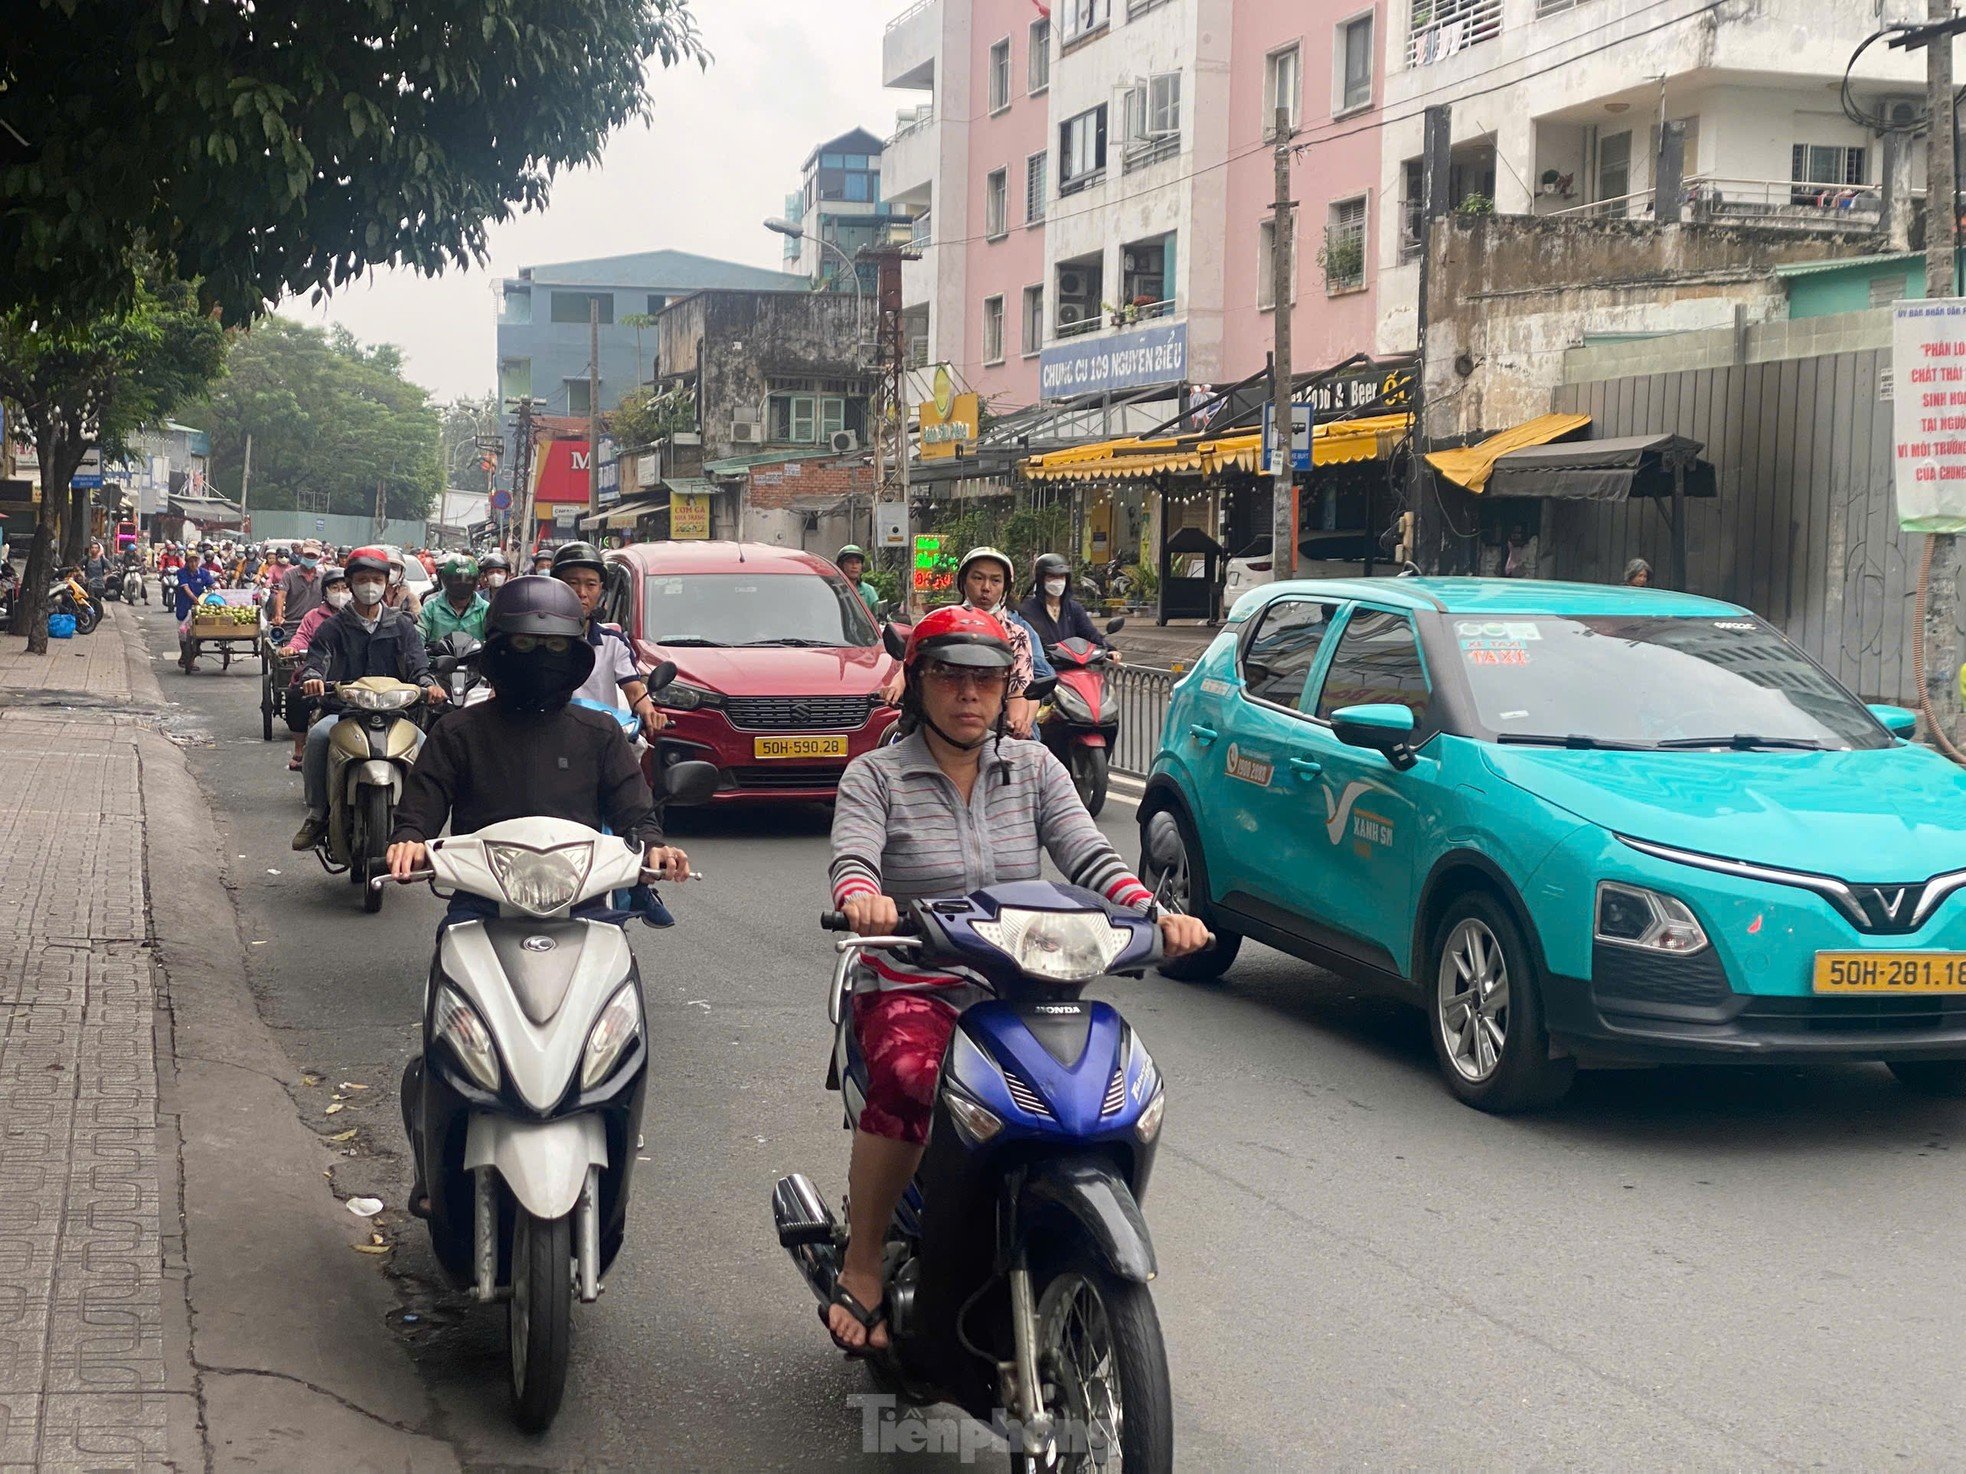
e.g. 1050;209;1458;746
956;545;1016;604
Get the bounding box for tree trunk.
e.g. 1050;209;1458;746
15;429;83;654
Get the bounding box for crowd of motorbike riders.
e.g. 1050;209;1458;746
135;530;1201;1370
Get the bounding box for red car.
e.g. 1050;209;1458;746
603;541;900;801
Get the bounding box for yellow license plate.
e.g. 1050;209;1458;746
753;735;848;760
1813;952;1966;994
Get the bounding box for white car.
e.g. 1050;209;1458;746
1222;530;1386;603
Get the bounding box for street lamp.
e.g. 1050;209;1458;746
764;217;866;359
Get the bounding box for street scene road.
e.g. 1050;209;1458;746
111;600;1966;1470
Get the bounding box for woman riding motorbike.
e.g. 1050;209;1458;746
278;566;350;771
1017;552;1121;659
821;605;1206;1352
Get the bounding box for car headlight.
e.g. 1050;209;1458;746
971;907;1132;982
943;1087;1004;1146
433;987;501;1091
1595;881;1709;954
580;984;642;1090
485;841;593;914
658;681;723;712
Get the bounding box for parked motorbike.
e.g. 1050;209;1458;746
308;676;426;911
1038;619;1126;818
375;770;717;1431
775;883;1182;1473
52;569;102;635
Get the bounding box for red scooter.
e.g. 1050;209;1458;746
1039;617;1125;818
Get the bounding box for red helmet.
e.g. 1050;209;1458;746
345;545;391;578
903;605;1015;671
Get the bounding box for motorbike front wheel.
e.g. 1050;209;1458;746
1068;745;1109;819
70;600;101;636
1026;1250;1172;1474
508;1206;572;1432
359;786;391;913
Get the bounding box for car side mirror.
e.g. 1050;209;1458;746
1105;617;1127;635
1330;703;1419;771
646;659;678;694
662;759;720;806
882;622;911;661
1868;703;1918;739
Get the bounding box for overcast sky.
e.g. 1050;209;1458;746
290;0;906;404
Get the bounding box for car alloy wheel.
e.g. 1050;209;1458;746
1438;916;1510;1083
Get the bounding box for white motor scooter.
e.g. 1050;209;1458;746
374;766;715;1432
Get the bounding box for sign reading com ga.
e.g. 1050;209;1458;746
1893;298;1966;533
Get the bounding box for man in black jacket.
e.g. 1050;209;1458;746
1017;552;1120;658
292;546;443;850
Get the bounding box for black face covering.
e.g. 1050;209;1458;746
484;642;590;713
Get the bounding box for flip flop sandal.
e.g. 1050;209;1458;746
821;1281;888;1356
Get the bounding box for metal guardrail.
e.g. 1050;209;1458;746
1107;662;1178;779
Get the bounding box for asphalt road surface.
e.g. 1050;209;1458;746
140;604;1966;1471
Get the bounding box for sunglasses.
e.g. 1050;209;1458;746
508;634;573;654
923;661;1008;690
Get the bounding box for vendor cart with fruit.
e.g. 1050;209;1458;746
180;588;263;673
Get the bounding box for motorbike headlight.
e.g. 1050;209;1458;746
970;907;1131;982
1051;682;1095;723
341;685;417;712
1595;882;1709;954
485;842;593;914
658;681;722;712
580;984;642;1090
943;1087;1004;1146
433;987;501;1091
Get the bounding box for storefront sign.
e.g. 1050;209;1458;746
70;448;104;489
671;492;711;539
1893;299;1966;532
1038;320;1188;399
919;366;980;460
912;533;954;593
1262;363;1416;473
530;436;592;505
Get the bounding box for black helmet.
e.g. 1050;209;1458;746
549;541;606;579
479;550;510;573
1033;552;1070;587
485;575;589;640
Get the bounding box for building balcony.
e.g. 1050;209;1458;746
1542;176;1888;233
883;0;940;90
882;107;938;204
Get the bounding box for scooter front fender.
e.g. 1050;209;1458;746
346;759;402;803
1019;1157;1156;1284
464;1113;607;1220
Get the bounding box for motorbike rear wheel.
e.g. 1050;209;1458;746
508;1206;573;1432
1024;1250;1172;1474
359;786;391;913
1068;745;1109;819
71;600;101;636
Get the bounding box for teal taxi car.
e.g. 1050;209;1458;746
1137;578;1966;1111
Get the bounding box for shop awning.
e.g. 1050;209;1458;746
661;477;716;498
1020;413;1410;483
167;495;243;524
1426;412;1592;492
1485;433;1716;502
578;495;666;531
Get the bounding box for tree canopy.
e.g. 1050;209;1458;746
188;317;442;523
0;0;706;323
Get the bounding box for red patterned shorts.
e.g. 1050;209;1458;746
851;989;960;1145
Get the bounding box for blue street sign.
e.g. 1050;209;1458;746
490;488;513;512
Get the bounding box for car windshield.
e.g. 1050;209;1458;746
643;571;877;648
1451;614;1888;750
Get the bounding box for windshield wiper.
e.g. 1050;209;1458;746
1494;733;1659;751
740;637;835;647
1654;734;1829;751
659;636;728;647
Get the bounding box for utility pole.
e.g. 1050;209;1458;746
1406;104;1452;573
1269;106;1297;585
238;432;252;534
513;397;537;556
587;298;602;524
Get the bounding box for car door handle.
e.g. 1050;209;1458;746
1188;724;1218;746
1289;757;1323;779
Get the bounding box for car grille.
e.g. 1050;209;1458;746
1591;943;1732;1010
723;695;875;731
1101;1066;1127;1117
727;765;847;791
1002;1072;1053;1118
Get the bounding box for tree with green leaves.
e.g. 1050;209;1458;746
607;384;696;449
0;268;227;651
188;318;442;528
0;0;706;325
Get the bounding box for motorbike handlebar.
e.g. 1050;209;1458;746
641;866;705;883
820;910;849;931
368;868;435;891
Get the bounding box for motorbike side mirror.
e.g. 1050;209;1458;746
1025;675;1058;702
882;623;911;661
1106;617;1127;634
662;759;720;806
874;599;893;621
646;659;678;693
1145;810;1185;874
429;654;458;676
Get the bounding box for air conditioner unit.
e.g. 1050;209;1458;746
1058;303;1088;326
1058;269;1088;298
1882;95;1923;128
830;430;860;453
730;418;763;445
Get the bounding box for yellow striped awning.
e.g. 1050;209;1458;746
1425;412;1592;493
1020;412;1412;484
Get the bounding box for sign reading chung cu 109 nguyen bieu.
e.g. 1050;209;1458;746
1038;320;1188;400
1893;298;1966;533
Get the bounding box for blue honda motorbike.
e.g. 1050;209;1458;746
774;881;1175;1473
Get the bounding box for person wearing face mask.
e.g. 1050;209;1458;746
476;550;511;596
381;550;423;621
1017;552;1121;661
291;548;443;850
272;541;327;626
420;553;487;643
277;567;350;770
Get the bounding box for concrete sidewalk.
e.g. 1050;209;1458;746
0;607;454;1472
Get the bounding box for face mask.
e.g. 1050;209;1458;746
1044;578;1067;598
389;569;405;586
301;556;318;570
486;644;588;712
325;589;352;610
484;573;507;590
351;580;385;607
